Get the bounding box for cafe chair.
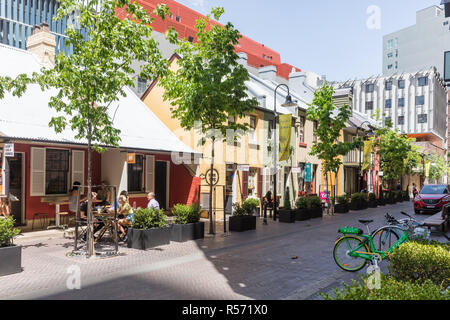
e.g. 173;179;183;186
32;213;49;231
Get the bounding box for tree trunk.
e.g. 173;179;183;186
324;169;329;215
208;137;215;235
87;122;94;257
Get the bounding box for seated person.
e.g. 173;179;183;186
69;181;87;214
0;197;10;219
108;190;129;216
79;192;104;241
96;181;111;206
117;195;134;240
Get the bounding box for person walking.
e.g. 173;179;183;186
412;183;419;198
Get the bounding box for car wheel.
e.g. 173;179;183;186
414;209;420;215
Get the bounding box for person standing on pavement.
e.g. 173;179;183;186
147;192;160;210
412;183;419;198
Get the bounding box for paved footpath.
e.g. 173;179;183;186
1;202;448;300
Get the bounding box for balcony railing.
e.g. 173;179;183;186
343;148;360;164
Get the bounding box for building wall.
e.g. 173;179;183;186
382;5;450;77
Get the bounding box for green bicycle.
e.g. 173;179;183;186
333;214;414;272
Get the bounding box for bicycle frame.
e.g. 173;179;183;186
341;226;409;261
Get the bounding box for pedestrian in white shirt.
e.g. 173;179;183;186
147;192;160;210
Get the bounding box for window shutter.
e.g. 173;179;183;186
242;171;249;200
257;168;263;198
277;169;282;196
145;155;155;193
30;147;46;196
71;150;85;194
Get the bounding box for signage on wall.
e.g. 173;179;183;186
237;165;249;172
127;153;136;164
291;167;301;174
379;171;384;177
4;144;14;157
305;163;312;182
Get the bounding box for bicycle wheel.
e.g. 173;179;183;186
372;227;400;252
333;236;369;272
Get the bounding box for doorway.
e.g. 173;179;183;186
155;161;169;210
8;153;25;226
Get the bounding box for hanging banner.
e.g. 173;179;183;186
305;163;312;183
425;160;431;178
278;114;292;162
361;140;372;173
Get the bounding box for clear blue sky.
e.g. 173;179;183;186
176;0;440;82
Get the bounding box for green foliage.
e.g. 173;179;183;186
295;197;308;209
0;216;20;248
368;192;376;201
132;207;168;230
306;84;361;181
242;198;259;215
428;154;446;182
351;193;361;203
306;196;321;209
336;195;348;205
283;189;291;210
322;275;450;300
159;7;258;140
388;241;450;288
172;204;200;225
232;203;249;216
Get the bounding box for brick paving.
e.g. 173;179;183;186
1;201;447;300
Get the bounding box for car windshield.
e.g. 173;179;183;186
420;185;448;195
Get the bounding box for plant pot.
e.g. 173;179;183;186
368;200;377;208
295;208;310;221
334;203;349;214
171;222;205;242
403;196;410;202
308;207;323;219
386;198;396;205
350;202;362;211
142;226;172;249
0;245;22;276
229;215;257;232
377;199;386;206
278;210;296;223
127;228;144;250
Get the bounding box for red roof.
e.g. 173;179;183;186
119;0;301;80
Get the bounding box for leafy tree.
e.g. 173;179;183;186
31;0;174;256
428;154;446;183
306;83;361;213
159;7;258;233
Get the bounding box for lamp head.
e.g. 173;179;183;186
282;95;297;107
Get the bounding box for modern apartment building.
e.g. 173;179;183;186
0;0;71;54
382;4;450;83
335;68;448;150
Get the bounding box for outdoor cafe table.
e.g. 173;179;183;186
93;208;117;243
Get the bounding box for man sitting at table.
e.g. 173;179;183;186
80;192;105;241
147;192;160;210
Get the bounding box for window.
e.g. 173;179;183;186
175;16;181;22
365;101;374;110
418;77;428;86
298;116;305;143
445;51;450;82
387;39;394;49
365;83;374;93
398;116;404;125
387;52;393;58
188;36;194;43
387;64;393;70
385;81;392;90
249;115;257;143
416;95;425;106
385;99;392;108
137;77;147;94
313;121;318;143
398;79;405;89
128;155;143;192
398;97;405;107
418;114;428;124
45;149;69;195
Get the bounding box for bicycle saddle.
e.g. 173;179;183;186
358;219;374;225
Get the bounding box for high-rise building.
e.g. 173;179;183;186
0;0;71;54
382;4;450;83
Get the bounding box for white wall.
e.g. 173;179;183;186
101;150;128;194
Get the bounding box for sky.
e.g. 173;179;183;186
176;0;440;82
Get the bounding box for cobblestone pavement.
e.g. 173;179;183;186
1;202;447;300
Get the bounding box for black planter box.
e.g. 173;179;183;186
127;227;172;250
386;198;396;205
0;245;22;277
171;222;205;242
295;208;310;221
350;202;362;211
308;207;323;218
368;200;377;208
229;215;257;232
403;196;410;202
377;199;386;206
334;203;349;214
278;210;296;223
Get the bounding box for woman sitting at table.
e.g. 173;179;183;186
0;197;11;219
97;181;111;206
69;181;87;215
117;195;134;241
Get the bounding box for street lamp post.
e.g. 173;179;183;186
356;121;374;193
272;84;297;222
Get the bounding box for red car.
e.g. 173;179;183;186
414;184;450;215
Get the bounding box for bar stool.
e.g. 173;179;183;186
32;213;49;231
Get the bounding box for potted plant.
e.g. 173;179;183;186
242;198;260;216
294;197;310;221
307;195;323;218
350;193;362;211
386;190;396;204
403;190;410;201
127;207;171;250
170;204;204;242
396;190;403;203
278;190;295;223
368;193;377;208
0;216;22;276
377;193;386;206
334;195;349;214
229;203;257;232
360;192;369;209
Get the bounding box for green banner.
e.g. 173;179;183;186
278;114;292;162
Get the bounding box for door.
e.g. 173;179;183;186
8;153;24;226
155;161;168;210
